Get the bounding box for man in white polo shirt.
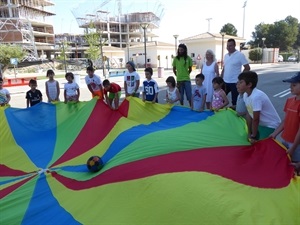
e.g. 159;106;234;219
221;38;250;108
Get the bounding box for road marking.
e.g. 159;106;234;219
273;89;290;98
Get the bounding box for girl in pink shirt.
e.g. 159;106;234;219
211;77;229;111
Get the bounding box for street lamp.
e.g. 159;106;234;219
173;34;179;54
61;37;67;73
261;37;266;64
242;1;247;38
99;35;106;78
220;32;225;69
140;23;148;68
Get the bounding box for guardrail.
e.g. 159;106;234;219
3;77;37;87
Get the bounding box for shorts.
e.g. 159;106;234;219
177;80;192;101
108;91;121;99
92;90;103;99
258;125;275;140
282;140;300;162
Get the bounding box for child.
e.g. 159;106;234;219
191;73;207;112
211;77;229;111
165;76;180;104
0;77;11;106
85;66;104;99
45;69;60;102
124;61;140;97
270;72;300;174
64;72;80;103
236;83;247;118
142;67;159;103
237;71;281;142
102;79;121;110
26;79;42;108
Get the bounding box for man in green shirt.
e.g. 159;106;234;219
172;43;193;106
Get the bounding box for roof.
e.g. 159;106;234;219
180;32;245;41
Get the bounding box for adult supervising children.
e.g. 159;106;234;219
221;38;250;109
172;43;193;106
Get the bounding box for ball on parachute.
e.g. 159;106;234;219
86;156;103;172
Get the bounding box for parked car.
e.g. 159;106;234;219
288;56;297;62
278;55;283;62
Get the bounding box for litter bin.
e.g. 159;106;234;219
158;67;164;78
74;73;81;87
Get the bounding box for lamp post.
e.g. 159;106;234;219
140;23;148;68
261;37;266;64
173;34;179;54
61;37;67;73
99;35;106;78
242;1;247;38
220;32;225;69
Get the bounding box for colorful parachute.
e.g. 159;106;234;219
0;98;299;225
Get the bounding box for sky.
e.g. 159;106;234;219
52;0;300;43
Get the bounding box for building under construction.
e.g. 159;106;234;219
72;0;164;49
0;0;55;60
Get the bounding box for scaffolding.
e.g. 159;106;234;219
71;0;165;48
0;0;55;60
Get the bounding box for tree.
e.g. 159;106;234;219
249;48;262;63
0;44;26;74
250;16;299;51
84;23;103;66
220;23;238;36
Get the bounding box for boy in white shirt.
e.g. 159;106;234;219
237;71;281;143
85;66;104;100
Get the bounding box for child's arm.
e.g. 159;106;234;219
64;90;67;103
26;99;30;108
134;80;140;95
200;94;206;112
6;93;11;104
175;88;180;103
250;111;260;141
124;81;128;96
269;119;285;138
191;93;194;110
114;93;120;109
218;90;229;109
56;81;60;100
152;93;158;103
45;82;50;101
76;88;80;102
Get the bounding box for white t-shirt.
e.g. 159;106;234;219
223;50;249;83
64;82;79;97
124;71;140;94
0;88;9;104
243;88;281;128
85;74;102;91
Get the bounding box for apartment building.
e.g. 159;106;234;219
0;0;55;60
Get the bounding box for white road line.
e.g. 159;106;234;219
279;92;291;98
273;89;290;97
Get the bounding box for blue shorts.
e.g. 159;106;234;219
282;140;300;162
177;81;192;101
